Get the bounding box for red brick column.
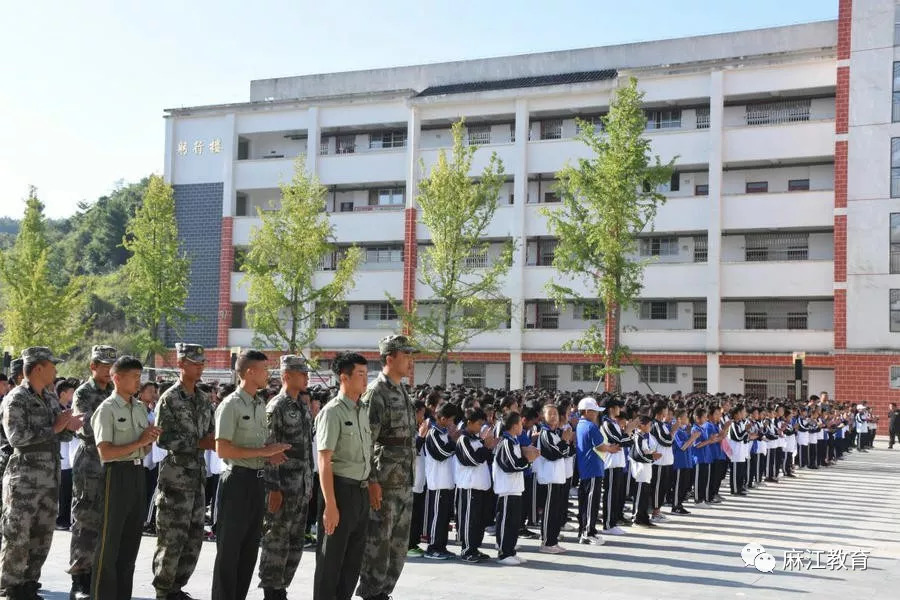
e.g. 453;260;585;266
217;217;234;348
837;0;852;61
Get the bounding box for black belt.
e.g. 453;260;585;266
107;459;144;468
231;465;266;478
379;437;414;448
16;441;57;453
334;475;368;489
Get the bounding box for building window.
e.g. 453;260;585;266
695;108;710;129
745;99;811;125
893;138;900;198
365;246;403;265
320;304;350;329
232;247;248;272
543;191;561;203
746;181;768;194
639;365;677;384
466;125;491;146
572;364;596;381
574;301;603;320
890;366;900;389
646;109;682;130
536;364;558;390
530;238;558;266
319;140;330;156
788;179;810;191
894;63;900;122
536;302;559;329
369;188;404;207
891;213;900;274
464;247;489;268
668;173;680;192
336;135;356;154
575;116;604;135
744;300;809;330
369;130;406;149
745;232;809;262
891;290;900;332
364;303;398;321
231;303;248;329
540;119;563;140
692;366;707;393
339;201;354;212
461;363;486;387
639;301;676;320
639;236;678;257
235;193;248;216
237;139;249;160
693;235;708;263
693;301;707;329
695;184;709;196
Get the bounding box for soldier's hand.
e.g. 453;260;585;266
53;409;74;434
65;413;84;432
267;452;288;466
139;426;162;445
263;443;292;457
267;490;283;514
368;482;382;510
323;501;340;535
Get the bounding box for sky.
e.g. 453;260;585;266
0;0;839;219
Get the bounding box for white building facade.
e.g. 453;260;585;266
162;0;899;415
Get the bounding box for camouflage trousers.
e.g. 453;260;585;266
258;483;311;589
355;487;413;598
0;452;60;591
152;459;207;597
0;451;9;550
68;443;103;574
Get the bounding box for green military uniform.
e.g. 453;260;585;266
0;359;22;551
314;387;373;600
258;355;315;596
0;348;70;600
91;391;150;600
152;343;214;600
212;381;269;600
69;345;117;599
357;336;418;600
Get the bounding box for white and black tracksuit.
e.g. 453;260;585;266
493;434;529;560
629;432;655;524
424;425;456;554
454;432;492;559
600;418;631;531
728;420;749;494
534;427;572;547
650;420;674;511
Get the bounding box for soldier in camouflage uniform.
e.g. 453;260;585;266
356;335;419;600
258;355;314;600
152;343;216;600
0;359;23;552
68;345;117;600
0;348;82;600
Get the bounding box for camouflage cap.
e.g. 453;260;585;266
9;358;23;376
90;345;118;364
280;354;310;373
378;334;418;355
176;343;206;364
21;347;62;366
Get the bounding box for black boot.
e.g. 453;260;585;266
71;573;89;600
263;589;281;600
21;582;41;600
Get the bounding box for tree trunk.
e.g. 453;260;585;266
603;302;621;392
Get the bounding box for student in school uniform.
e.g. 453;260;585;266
599;398;631;536
423;402;461;560
534;404;574;554
671;409;699;515
691;408;715;506
705;406;727;503
649;402;674;522
408;401;428;558
727;406;750;496
574;397;617;544
747;407;763;488
454;407;496;563
807;407;822;468
493;412;539;566
630;416;660;528
518;406;541;539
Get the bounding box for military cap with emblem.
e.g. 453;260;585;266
21;346;63;366
378;334;418;355
280;354;310;373
176;343;206;363
90;345;118;364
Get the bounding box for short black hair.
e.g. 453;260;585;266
435;402;460;420
652;400;668;418
111;356;143;375
140;381;158;394
236;350;268;376
463;407;487;423
332;352;367;378
55;379;76;397
500;411;521;432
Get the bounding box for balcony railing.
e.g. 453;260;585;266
745;99;811;126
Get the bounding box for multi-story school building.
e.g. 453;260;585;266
162;0;899;414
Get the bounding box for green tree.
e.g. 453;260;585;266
242;157;361;353
394;120;513;386
544;78;675;391
0;188;91;353
121;175;191;368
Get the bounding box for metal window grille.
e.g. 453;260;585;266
462;363;486;388
536;364;558;390
365;246;403;264
574;301;603;320
743;368;808;400
575;116;605;135
745;99;811;125
745;232;809;261
788;179;810;191
640;301;676;320
336;135;356;154
892;138;900;198
646;109;682;130
364;303;397;321
540;119;563;140
539;239;558;266
638;365;677;384
572;364;598;381
693;236;708;263
693;301;707;329
891;213;900;274
891;289;900;332
536;302;559;329
466;125;491;146
319;140;329;156
890;366;900;390
464;247;489;268
696;108;710;129
320;305;350;329
369;130;407;149
639;236;679;257
743;300;809;329
692;366;707;393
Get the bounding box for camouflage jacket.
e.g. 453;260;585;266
156;381;214;470
264;390;314;498
362;372;416;488
2;382;72;454
72;377;113;446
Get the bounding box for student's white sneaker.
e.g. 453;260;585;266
539;545;566;554
703;502;713;507
516;555;528;564
587;534;605;545
602;526;626;536
651;513;668;522
561;523;577;532
497;556;522;566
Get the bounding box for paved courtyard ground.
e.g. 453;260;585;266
35;444;900;600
